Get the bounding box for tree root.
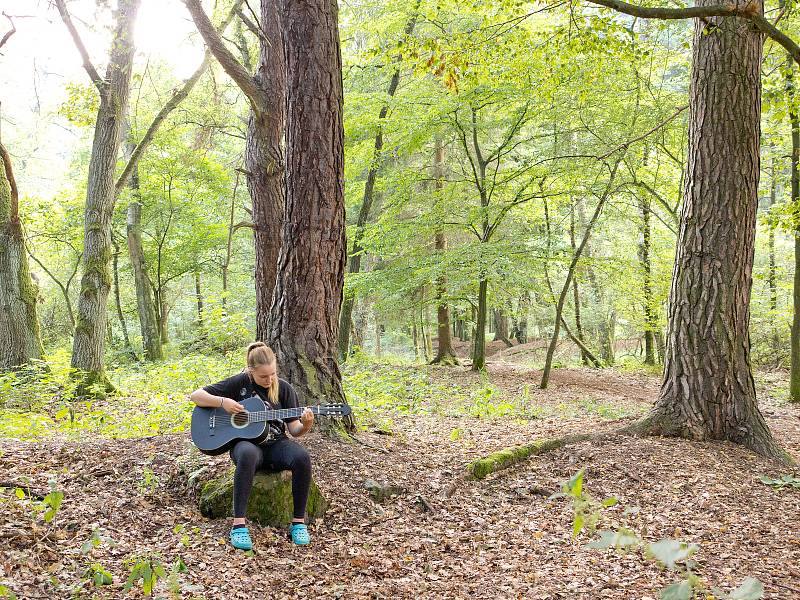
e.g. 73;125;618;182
445;414;796;497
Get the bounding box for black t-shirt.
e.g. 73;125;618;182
203;372;300;437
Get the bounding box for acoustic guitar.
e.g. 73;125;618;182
190;395;352;455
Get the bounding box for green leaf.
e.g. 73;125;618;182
601;496;618;507
647;539;698;571
173;557;188;574
572;513;584;537
661;580;692;600
14;488;24;500
587;530;640;550
564;469;584;498
728;577;764;600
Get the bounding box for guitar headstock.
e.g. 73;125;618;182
315;403;352;417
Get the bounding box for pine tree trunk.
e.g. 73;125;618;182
642;3;787;460
252;0;285;342
0;143;44;369
269;0;350;427
70;0;141;394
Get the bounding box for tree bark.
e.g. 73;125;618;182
0;142;44;369
269;0;350;428
641;2;788;460
68;0;141;395
250;0;286;341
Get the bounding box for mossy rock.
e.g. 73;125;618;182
198;469;327;527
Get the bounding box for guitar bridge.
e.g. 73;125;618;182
209;414;216;436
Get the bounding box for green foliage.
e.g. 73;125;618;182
0;585;18;599
82;563;113;587
758;474;800;490
80;527;106;555
124;555;186;597
0;350;235;440
58;82;100;127
138;466;160;496
557;469;763;600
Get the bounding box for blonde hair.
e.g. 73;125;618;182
246;342;279;404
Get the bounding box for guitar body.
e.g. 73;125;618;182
190;396;271;456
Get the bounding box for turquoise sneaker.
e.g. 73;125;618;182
289;523;310;545
230;527;253;550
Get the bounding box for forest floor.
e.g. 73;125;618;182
1;363;799;599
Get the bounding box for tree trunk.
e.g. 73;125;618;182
126;200;162;361
787;56;800;402
541;161;620;388
0;143;44;369
472;278;488;371
110;230;136;359
569;205;589;365
70;0;141;395
642;2;788;460
195;271;204;329
269;0;350;427
767;150;779;356
338;10;419;361
251;0;286;342
493;309;513;347
158;297;170;345
599;312;615;365
639;194;657;365
431;138;458;365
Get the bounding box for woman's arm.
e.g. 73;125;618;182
189;388;244;413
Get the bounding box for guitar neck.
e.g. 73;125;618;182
247;405;324;423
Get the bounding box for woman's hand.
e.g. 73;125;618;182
221;398;245;414
300;408;314;431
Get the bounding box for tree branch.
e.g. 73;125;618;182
53;0;103;91
182;0;264;113
0;12;17;51
585;0;800;66
116;0;243;192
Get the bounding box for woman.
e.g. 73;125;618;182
190;342;314;549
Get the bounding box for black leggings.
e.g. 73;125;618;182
230;437;312;520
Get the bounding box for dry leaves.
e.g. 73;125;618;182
0;365;798;599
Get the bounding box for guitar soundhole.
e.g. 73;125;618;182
232;412;249;428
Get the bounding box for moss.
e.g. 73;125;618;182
466;434;595;481
72;369;116;399
199;468;327;527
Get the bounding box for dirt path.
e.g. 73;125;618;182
1;366;799;599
